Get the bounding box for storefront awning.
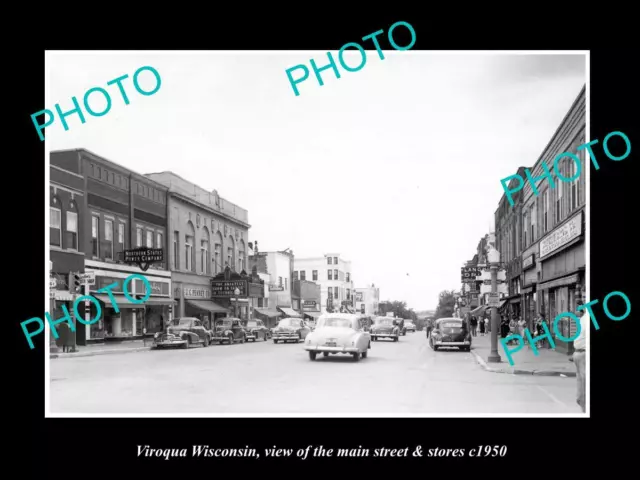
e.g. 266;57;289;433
303;311;322;319
186;299;229;313
93;294;140;309
470;305;488;315
277;307;302;318
497;300;508;310
254;308;282;319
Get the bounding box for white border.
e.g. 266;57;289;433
45;50;589;418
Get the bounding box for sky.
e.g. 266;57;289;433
46;51;586;311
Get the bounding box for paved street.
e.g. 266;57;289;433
50;332;581;414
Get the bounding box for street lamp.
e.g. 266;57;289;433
234;288;240;318
487;246;502;363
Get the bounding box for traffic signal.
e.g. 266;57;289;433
69;272;81;293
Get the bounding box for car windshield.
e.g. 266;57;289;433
176;321;192;327
439;321;463;333
375;319;393;325
279;319;300;327
215;320;230;327
319;317;354;329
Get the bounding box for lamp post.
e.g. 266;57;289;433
487;247;502;363
49;263;59;354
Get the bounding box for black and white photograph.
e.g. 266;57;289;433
43;50;592;416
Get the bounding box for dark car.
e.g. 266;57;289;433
396;318;407;335
243;319;271;342
429;317;472;351
405;321;416;333
211;317;247;345
272;317;311;343
370;316;400;341
154;317;211;348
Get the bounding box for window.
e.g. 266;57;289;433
156;232;163;250
328;270;333;280
543;190;549;233
66;211;78;250
570;157;579;211
185;235;194;271
333;257;338;264
346;272;350;282
50;207;62;247
300;270;306;281
200;239;209;274
214;243;221;274
279;277;283;287
293;271;298;281
347;289;351;300
312;270;318;281
92;216;100;257
238;250;245;272
530;204;536;243
523;211;528;247
227;247;233;269
146;230;153;248
285;278;288;290
105;219;114;260
173;231;179;269
137;227;143;247
556;173;563;225
118;223;125;252
334;269;338;280
327;257;332;265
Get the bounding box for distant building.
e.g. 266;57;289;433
294;253;354;313
354;284;380;315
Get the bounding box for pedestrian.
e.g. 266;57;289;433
426;318;433;338
508;317;518;345
500;317;510;339
570;300;587;412
517;316;527;345
479;317;485;336
536;312;548;348
57;321;73;353
470;316;478;337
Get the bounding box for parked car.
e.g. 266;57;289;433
396;318;407;335
243;319;271;342
405;321;416;333
272;317;311;343
429;317;472;351
304;313;371;361
154;317;211;349
370;316;399;341
211;317;247;345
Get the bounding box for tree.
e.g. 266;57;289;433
434;290;456;319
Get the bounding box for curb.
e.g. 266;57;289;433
50;346;152;359
470;349;576;377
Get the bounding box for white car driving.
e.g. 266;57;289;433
303;313;371;361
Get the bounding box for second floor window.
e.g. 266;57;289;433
156;232;163;250
50;208;62;247
185;235;194;271
346;272;350;283
92;216;100;257
118;223;125;252
136;227;143;247
334;269;338;280
66;211;78;250
214;244;221;274
327;257;332;265
105;219;114;260
173;231;179;270
328;270;332;280
279;277;283;287
146;230;153;248
312;270;318;281
201;239;209;274
300;270;306;281
543;190;549;234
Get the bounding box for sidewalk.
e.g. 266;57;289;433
50;340;153;359
469;332;576;377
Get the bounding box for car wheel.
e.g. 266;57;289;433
323;352;329;357
240;335;246;344
182;338;189;349
204;336;209;347
273;339;278;344
227;334;234;345
297;333;302;343
309;351;316;361
394;337;398;342
362;349;368;359
352;352;360;362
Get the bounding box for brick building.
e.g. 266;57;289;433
50;149;174;344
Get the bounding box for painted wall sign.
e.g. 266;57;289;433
539;212;582;259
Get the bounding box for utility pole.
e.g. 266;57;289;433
487;247;501;363
49;262;59;354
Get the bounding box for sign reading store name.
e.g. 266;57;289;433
539;213;582;259
124;248;164;271
175;287;211;298
523;255;535;270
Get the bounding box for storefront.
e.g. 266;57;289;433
521;246;538;330
173;280;229;330
210;266;264;322
253;308;282;328
538;210;585;355
85;260;174;343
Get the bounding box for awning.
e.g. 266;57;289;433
470;305;488;315
277;307;302;318
497;300;508;310
539;273;580;291
144;297;176;306
93;294;140;309
303;311;322;319
254;308;282;319
186;299;229;313
508;297;521;304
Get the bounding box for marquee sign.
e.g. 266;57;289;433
123;248;163;272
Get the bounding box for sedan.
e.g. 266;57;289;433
243;319;271;342
272;318;310;343
304;313;371;361
429;318;472;351
370;317;399;341
405;321;416;333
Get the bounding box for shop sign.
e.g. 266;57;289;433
355;292;363;302
539;213;582;259
93;276;124;293
523;254;535;270
182;287;211;299
134;279;169;296
249;282;264;297
211;280;247;297
269;285;284;291
123;247;164;271
461;266;481;283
